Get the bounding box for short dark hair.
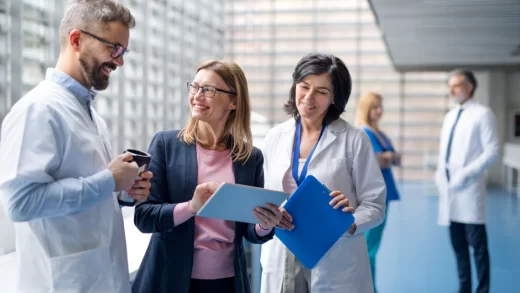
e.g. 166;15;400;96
449;69;477;97
284;53;352;125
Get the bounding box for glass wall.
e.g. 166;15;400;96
0;0;224;153
100;0;225;153
225;0;450;183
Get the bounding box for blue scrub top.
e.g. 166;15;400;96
361;126;400;202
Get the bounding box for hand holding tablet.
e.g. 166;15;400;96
195;183;289;224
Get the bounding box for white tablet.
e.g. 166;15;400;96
196;183;289;224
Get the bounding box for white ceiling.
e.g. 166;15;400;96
368;0;520;71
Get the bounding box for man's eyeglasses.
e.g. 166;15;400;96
187;82;236;98
80;30;129;59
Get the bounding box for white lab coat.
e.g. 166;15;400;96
260;118;387;293
0;80;130;292
435;99;499;226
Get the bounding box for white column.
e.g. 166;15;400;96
472;70;507;186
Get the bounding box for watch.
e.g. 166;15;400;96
348;223;357;235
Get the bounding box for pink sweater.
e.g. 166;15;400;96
173;143;271;279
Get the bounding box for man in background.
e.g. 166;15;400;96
435;69;499;293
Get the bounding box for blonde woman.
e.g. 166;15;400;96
356;92;401;293
132;60;283;293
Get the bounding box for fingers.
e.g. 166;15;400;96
265;203;283;219
342;206;354;213
254;206;277;222
253;214;269;229
273;206;294;230
329;190;342;197
128;188;148;201
329;195;343;206
253;206;280;229
120;152;134;162
128;176;151;201
128;187;148;195
333;198;349;210
329;191;345;206
279;207;293;221
205;182;221;193
131;179;151;189
129;161;139;169
196;182;220;196
277;216;294;230
329;191;351;210
128;193;147;201
253;211;272;229
138;171;153;180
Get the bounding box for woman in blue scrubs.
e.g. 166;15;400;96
356;91;401;293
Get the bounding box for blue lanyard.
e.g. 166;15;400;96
292;120;326;186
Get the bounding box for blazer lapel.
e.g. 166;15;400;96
232;150;254;237
183;142;198;201
232;160;249;186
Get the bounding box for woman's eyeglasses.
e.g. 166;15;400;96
187;82;236;98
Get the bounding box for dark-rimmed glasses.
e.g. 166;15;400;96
80;30;129;59
187;82;236;98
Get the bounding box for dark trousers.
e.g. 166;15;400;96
449;222;490;293
189;277;235;293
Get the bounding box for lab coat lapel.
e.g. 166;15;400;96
312;119;343;162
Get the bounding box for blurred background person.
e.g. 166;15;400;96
355;91;401;293
131;60;282;293
435;70;498;293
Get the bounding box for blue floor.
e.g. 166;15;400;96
376;184;519;293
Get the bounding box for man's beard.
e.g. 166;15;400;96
79;54;115;91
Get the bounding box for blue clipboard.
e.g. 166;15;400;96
275;175;355;269
197;183;289;224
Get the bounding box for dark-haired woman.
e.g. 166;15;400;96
259;53;387;293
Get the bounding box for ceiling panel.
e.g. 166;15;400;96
368;0;520;71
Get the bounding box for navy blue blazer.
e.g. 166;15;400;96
131;130;274;293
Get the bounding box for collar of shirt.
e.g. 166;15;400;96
457;98;477;110
45;68;97;110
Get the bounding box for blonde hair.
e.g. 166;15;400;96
179;60;253;162
355;92;382;129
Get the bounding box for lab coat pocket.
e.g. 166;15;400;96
331;157;353;172
50;246;113;292
316;237;361;284
330;157;354;176
312;236;374;293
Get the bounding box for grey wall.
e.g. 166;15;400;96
472;70;520;186
507;72;520;143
